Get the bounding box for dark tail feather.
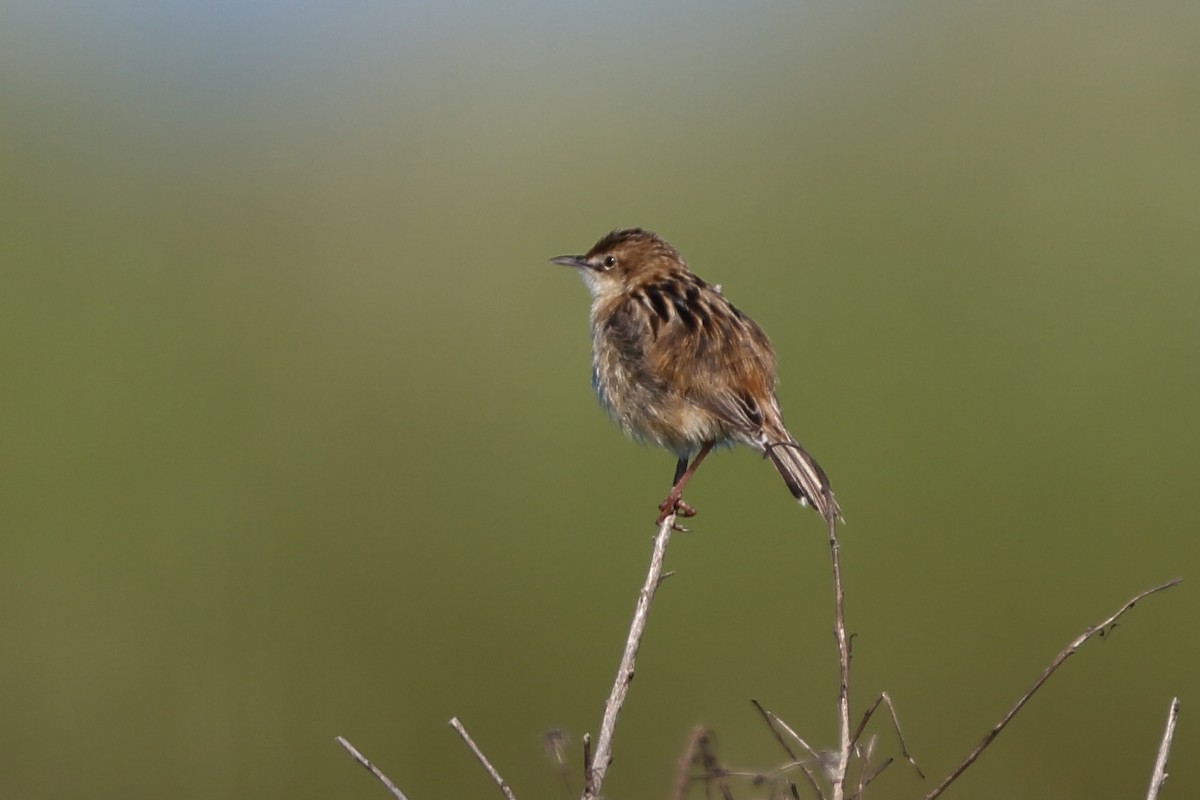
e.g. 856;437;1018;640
763;434;841;524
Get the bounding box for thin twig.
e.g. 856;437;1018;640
854;734;873;799
1146;697;1181;800
582;514;676;799
751;699;824;764
849;692;924;779
926;577;1182;800
449;717;518;800
697;730;736;800
581;732;592;787
710;762;824;789
827;514;852;800
750;699;825;800
673;725;710;800
335;736;410;800
847;757;893;800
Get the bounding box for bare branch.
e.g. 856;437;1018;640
581;732;592;786
335;736;411;800
926;577;1183;800
673;725;710;800
750;699;825;800
1146;697;1181;800
582;514;677;798
449;717;518;800
676;727;832;800
827;514;852;800
697;730;736;800
847;756;892;800
854;734;874;799
849;692;924;780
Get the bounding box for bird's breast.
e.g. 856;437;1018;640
590;316;733;458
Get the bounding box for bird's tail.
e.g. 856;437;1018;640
761;427;840;524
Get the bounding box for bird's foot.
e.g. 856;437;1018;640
655;494;697;526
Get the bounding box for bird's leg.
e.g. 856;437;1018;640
669;458;697;518
656;441;716;524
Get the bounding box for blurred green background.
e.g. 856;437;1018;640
2;1;1197;798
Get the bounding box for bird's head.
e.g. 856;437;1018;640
551;228;687;299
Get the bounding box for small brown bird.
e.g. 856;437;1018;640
552;228;839;526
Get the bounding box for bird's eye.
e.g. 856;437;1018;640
602;255;617;269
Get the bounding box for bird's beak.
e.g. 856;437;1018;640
550;254;589;269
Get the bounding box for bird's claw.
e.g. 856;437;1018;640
656;495;698;528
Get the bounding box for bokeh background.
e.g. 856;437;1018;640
3;1;1197;798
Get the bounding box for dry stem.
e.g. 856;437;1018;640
582;513;676;799
827;514;852;800
1145;697;1181;800
750;699;825;799
335;736;410;800
752;699;824;764
925;577;1182;800
672;725;712;800
849;692;924;780
449;717;518;800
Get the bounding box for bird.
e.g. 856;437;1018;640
551;228;839;526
